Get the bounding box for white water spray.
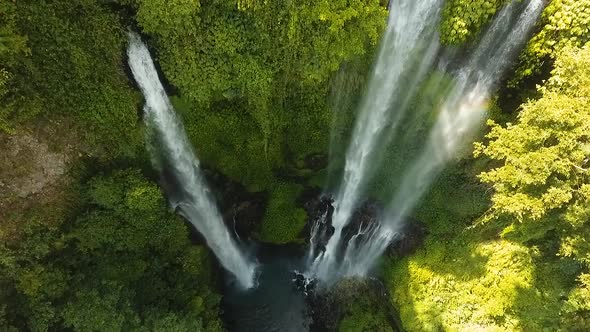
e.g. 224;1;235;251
337;0;545;278
127;32;257;289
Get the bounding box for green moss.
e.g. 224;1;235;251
338;298;394;332
172;90;333;191
413;164;490;236
283;84;332;163
319;278;396;332
172;96;280;191
171;81;343;191
258;182;307;244
440;0;509;45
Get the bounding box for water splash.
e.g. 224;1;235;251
127;32;257;289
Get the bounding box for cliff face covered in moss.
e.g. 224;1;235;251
128;0;386;191
1;0;590;331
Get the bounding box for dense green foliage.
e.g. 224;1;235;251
377;4;590;331
385;42;590;332
315;278;395;332
0;1;30;133
440;0;590;86
385;157;585;331
0;1;387;330
0;170;222;331
125;0;386;189
0;4;223;327
475;44;590;328
2;0;142;159
389;237;531;331
514;0;590;83
440;0;508;45
476;46;590;237
336;281;395;332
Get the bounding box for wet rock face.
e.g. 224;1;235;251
301;187;329;217
303;192;428;261
303;193;335;257
387;218;428;258
225;199;267;238
341;200;383;245
202;169;266;239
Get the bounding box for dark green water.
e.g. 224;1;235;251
221;245;311;332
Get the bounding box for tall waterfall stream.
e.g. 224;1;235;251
127;33;257;289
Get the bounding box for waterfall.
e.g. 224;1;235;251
307;0;444;283
127;32;257;289
309;0;544;283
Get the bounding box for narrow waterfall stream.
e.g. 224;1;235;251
127;32;257;289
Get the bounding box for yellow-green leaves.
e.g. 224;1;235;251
513;0;590;84
388;237;541;331
561;273;590;327
477;45;590;273
440;0;508;45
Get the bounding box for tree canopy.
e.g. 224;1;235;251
475;45;590;328
1;170;222;332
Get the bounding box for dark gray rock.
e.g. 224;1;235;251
303;193;428;262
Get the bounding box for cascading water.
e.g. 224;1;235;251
337;0;545;279
308;0;544;284
308;0;444;283
127;32;257;289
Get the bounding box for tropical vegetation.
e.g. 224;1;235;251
1;0;589;331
